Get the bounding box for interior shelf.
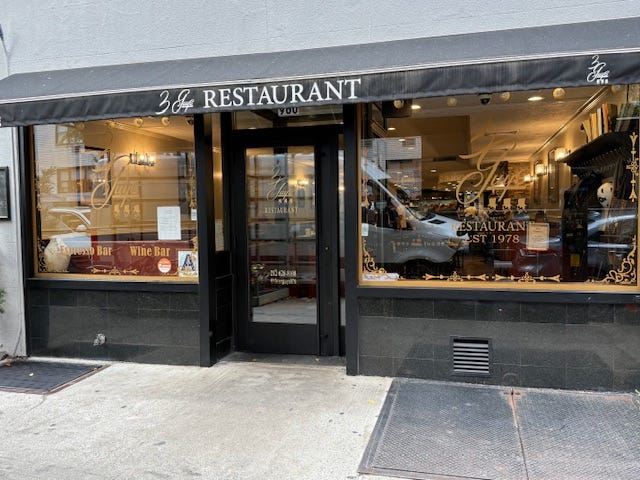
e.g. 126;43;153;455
562;132;632;179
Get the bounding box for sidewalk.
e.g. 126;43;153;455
0;355;392;480
2;355;639;480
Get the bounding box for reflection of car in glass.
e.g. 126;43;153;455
511;210;637;278
42;207;92;236
363;175;467;278
585;211;636;275
41;207;93;272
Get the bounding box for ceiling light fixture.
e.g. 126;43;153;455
552;88;566;100
499;92;511;102
528;95;544;102
161;116;170;126
446;96;458;107
410;104;421;110
387;126;396;131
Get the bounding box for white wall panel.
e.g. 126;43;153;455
0;128;24;357
0;1;638;73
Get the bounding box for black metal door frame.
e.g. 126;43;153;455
230;125;341;355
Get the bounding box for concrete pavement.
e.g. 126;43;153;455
0;356;392;480
5;354;638;480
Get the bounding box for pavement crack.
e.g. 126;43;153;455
508;389;530;480
27;395;48;412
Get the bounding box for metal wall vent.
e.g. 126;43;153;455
451;337;491;376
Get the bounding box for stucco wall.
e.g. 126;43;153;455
0;127;24;358
1;1;639;73
0;1;639;358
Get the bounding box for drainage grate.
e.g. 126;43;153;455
359;379;525;480
451;337;491;376
360;379;640;480
0;360;103;394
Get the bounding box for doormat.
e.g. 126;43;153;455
0;360;103;394
359;378;640;480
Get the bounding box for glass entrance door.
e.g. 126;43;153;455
233;128;340;355
246;146;318;325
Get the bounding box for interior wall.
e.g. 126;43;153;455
535;87;630;212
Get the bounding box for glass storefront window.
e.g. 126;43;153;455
212;114;226;251
360;86;639;288
33;116;199;280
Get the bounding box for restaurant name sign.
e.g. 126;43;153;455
156;78;362;115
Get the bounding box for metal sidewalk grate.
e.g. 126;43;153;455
360;378;640;480
0;360;103;394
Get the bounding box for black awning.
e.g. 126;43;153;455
1;17;640;126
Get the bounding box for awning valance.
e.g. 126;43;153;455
1;17;639;127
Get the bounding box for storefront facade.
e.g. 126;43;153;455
1;9;639;390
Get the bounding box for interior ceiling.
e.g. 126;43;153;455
108;115;195;143
385;86;605;191
93;86;605;193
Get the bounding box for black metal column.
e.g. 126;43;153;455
316;134;340;356
343;104;359;374
194;114;217;366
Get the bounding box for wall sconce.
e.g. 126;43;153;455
549;147;569;161
129;152;155;167
534;162;548;176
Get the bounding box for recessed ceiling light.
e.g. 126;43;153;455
430;169;437;173
411;104;422;110
528;95;544;102
387;126;396;131
398;138;406;142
